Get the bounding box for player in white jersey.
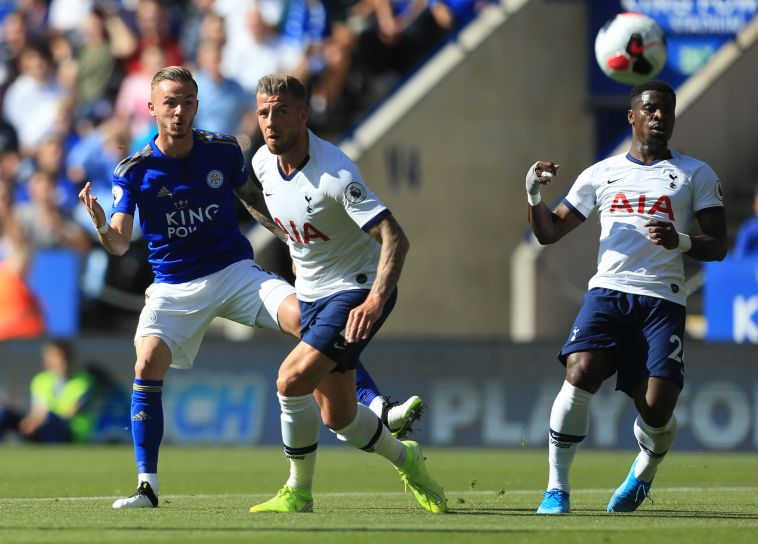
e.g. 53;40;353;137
525;80;726;514
79;67;424;510
254;129;386;302
247;74;446;514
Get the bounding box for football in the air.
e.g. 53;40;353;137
594;12;667;85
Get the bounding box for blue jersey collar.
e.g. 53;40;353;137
278;154;310;181
149;131;200;159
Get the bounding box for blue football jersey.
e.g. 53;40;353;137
111;129;253;283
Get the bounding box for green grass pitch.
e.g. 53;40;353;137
0;445;756;543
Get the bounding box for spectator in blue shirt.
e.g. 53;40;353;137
193;39;256;137
67;118;136;237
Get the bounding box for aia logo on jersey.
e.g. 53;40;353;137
275;218;330;244
609;193;675;221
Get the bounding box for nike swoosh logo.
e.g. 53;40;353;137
333;338;348;350
412;483;444;505
606;178;622;184
264;192;273;196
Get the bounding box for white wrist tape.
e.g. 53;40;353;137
525;161;542;194
527;192;542;206
677;232;691;253
97;223;110;235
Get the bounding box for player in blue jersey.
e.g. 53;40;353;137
78;66;423;509
247;74;446;514
525;80;727;514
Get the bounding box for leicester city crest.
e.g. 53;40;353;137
206;169;224;189
345;182;367;203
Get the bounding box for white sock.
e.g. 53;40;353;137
278;393;320;491
138;473;158;495
546;381;592;494
367;396;412;432
633;415;677;482
368;396;385;419
387;396;421;431
334;404;405;466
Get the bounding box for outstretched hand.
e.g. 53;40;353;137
78;182;106;231
645;219;680;250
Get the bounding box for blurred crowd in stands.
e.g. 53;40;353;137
0;0;490;339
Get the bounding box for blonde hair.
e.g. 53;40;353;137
256;74;307;104
151;66;198;93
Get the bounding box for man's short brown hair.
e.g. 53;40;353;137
151;66;198;93
256;74;307;104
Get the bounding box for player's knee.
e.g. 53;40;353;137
643;413;671;428
565;361;605;393
133;358;167;380
637;403;675;428
276;374;294;395
634;380;680;426
134;337;171;380
320;407;348;430
321;402;356;430
276;371;311;397
636;393;676;426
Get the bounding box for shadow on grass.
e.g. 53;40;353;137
447;507;758;520
1;526;540;534
618;510;758;520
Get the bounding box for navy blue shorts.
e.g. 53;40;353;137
299;289;397;372
558;288;686;396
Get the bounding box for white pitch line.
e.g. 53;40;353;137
1;487;757;503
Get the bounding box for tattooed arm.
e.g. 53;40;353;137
366;214;410;305
234;175;288;244
344;213;410;342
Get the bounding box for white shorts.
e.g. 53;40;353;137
135;259;295;369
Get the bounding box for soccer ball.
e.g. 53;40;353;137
594;12;667;85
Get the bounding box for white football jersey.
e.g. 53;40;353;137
564;151;723;306
252;130;388;302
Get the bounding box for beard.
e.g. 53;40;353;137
266;134;294;156
645;132;670;151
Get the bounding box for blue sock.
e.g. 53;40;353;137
355;361;381;407
131;379;164;474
